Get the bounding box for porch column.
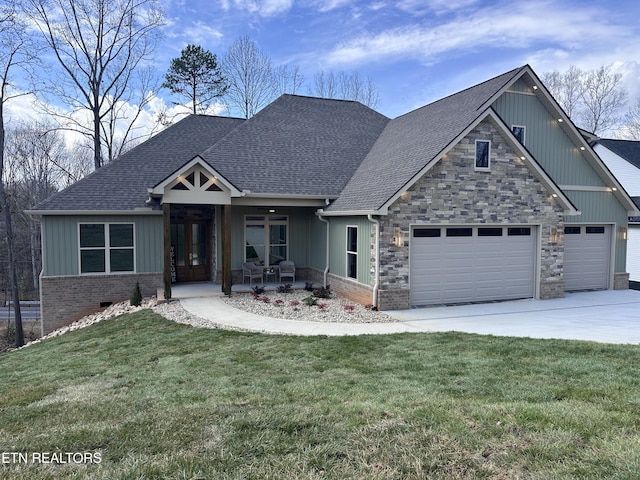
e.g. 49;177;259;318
163;203;172;300
222;204;232;295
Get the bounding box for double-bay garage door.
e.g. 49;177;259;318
410;225;536;306
564;225;611;291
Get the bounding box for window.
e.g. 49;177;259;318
512;125;526;144
347;226;358;279
244;215;288;266
79;223;134;274
478;227;503;236
475;140;490;170
413;228;441;238
586;226;605;234
508;227;531;236
565;226;581;235
446;227;473;237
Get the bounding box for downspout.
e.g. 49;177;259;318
367;214;380;310
317;214;330;287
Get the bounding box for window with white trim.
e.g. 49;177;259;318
475;140;490;170
512;125;526;144
346;226;358;279
79;223;135;274
244;215;288;266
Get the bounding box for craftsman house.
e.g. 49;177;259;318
29;65;639;334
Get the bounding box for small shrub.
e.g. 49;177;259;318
289;300;300;307
274;299;284;306
304;282;315;292
130;282;142;307
313;285;331;299
252;285;266;295
276;283;292;294
261;296;271;303
344;305;355;312
302;296;318;307
317;303;328;310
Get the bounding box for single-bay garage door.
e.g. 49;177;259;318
564;225;611;291
628;225;640;283
410;225;536;306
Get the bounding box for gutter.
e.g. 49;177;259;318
317;214;330;287
367;214;380;310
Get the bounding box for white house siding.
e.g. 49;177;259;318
594;145;640;196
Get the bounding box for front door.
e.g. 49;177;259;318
171;221;211;282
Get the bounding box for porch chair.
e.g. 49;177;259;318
242;262;263;284
279;260;295;283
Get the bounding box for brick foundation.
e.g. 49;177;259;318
325;272;375;307
378;289;410;311
40;273;163;335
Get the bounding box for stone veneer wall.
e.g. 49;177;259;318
375;119;567;310
40;273;163;335
614;272;629;290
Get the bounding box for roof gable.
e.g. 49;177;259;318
30;115;244;213
598;139;640;170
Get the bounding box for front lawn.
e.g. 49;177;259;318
1;310;639;479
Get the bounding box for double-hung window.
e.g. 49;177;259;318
346;226;358;280
475;140;491;170
79;223;135;274
244;215;288;266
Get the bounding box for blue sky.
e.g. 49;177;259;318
158;0;640;119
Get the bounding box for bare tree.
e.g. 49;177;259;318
222;35;275;119
0;2;40;347
25;0;165;169
579;65;628;135
619;98;640;140
273;64;304;96
309;70;380;107
543;64;627;135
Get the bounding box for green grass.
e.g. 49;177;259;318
1;310;639;479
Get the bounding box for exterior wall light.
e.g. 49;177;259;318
393;228;405;247
619;226;628;240
550;226;559;244
557;118;563;123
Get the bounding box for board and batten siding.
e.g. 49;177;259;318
41;214;164;276
327;216;372;285
492;90;605;187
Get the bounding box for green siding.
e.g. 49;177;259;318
327;216;372;285
493;92;605;186
41;215;163;276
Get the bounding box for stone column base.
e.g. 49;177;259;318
614;272;630;290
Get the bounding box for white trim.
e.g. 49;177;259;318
28;209;162;216
78;222;136;275
559;185;613;192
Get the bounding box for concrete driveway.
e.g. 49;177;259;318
178;287;640;344
388;289;640;344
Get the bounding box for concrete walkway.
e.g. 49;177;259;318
174;283;640;344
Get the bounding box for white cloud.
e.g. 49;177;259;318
324;2;635;68
226;0;293;17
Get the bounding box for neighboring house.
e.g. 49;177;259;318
29;65;640;334
592;139;640;287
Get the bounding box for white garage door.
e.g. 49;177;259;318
564;225;611;291
628;225;640;283
410;225;536;306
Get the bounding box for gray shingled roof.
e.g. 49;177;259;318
31;115;244;212
598;139;640;170
198;95;390;197
326;67;524;212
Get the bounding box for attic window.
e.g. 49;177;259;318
512;125;525;144
475;140;490;171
